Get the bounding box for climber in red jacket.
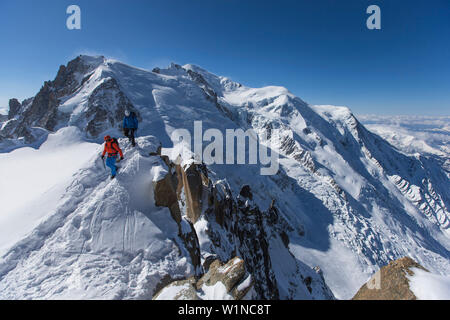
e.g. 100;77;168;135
101;135;124;179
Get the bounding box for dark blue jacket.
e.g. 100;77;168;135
123;113;138;129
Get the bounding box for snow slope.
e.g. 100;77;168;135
0;135;195;299
0;55;449;299
0;127;98;254
408;267;450;300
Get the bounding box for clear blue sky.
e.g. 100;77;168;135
0;0;449;115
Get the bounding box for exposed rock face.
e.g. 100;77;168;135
239;185;253;200
22;81;61;131
153;161;203;275
352;257;428;300
53;56;93;95
153;256;253;300
196;257;252;299
180;164;208;223
154;158;209;224
153;169;181;223
155;158;273;297
153;155;333;300
84;77;139;138
19;56;98;131
233;189;280;299
205;182;334;300
8;99;22;120
0;118;42;144
0;57;87;138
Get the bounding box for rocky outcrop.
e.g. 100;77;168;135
7;99;22;120
196;257;252;299
280;134;316;172
154;157;209;225
152;155;334;300
352;257;428;300
18;56;102;132
179;164;209;223
22;81;61;131
0;118;43;144
153;256;253;300
84;77;140;138
1;58;86;138
232;187;279;299
153;169;181;223
153;160;203;275
191;174;332;299
53;56;95;95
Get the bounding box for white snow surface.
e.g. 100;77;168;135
0;127;98;255
153;283;193;300
199;281;234;300
154;280;234;300
408;267;450;300
0;134;193;299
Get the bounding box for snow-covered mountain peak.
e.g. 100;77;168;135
181;63;240;92
79;54;106;64
312;104;356;123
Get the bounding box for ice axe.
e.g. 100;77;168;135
101;155;106;170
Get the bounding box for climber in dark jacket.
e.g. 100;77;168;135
123;110;138;147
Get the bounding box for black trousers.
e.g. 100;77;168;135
124;128;136;145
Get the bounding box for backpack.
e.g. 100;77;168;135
106;137;120;152
111;137;119;149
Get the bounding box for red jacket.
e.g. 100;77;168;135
102;140;123;158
